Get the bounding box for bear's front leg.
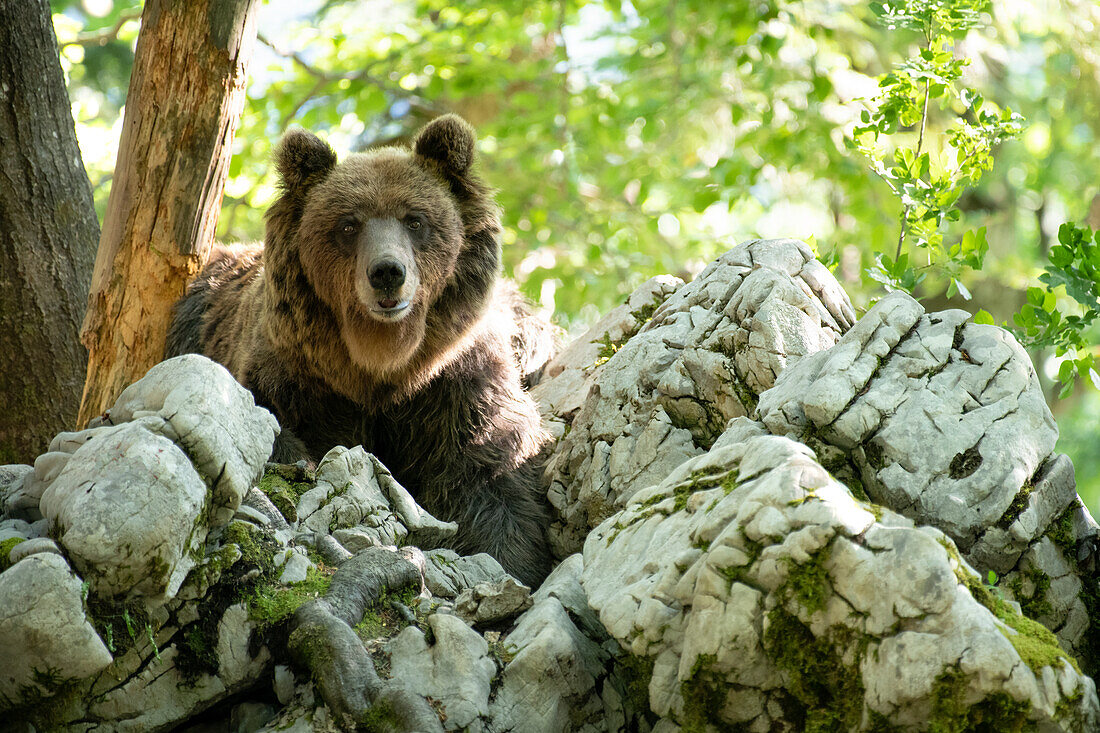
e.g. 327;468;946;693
443;457;553;588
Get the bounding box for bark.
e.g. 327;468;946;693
78;0;260;426
0;0;100;463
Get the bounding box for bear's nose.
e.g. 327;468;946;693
369;259;406;291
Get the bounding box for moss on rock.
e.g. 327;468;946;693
762;608;865;733
0;536;26;572
928;667;1032;732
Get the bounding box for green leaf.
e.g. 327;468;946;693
1058;358;1076;385
973;309;994;325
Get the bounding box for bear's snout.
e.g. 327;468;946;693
369;259;406;291
355;217;421;321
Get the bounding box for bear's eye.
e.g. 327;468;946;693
405;215;427;232
341;223;357;235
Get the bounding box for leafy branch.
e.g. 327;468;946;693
978;223;1100;396
850;0;1023;300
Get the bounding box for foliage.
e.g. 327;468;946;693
852;0;1023;300
1002;222;1100;396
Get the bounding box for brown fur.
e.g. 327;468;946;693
167;115;554;584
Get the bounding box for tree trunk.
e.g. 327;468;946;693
0;0;100;463
78;0;260;426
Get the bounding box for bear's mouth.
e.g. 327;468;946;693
371;298;411;319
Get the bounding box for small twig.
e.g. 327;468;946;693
58;8;141;49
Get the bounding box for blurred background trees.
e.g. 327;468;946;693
51;0;1100;509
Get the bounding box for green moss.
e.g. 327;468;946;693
679;653;723;732
1054;686;1084;725
928;668;1033;732
1046;503;1078;556
84;596;155;659
1078;576;1100;679
608;468;736;545
485;635;516;666
354;584;421;641
846;475;870;502
942;540;1080;674
763;608;865;732
1007;566;1053;620
177;523;295;682
631;301;659;326
0;536;26;571
179;625;218;678
785;548;831;616
287;622;333;671
256;469;312;523
2;676;87;731
996;482;1034;529
249;565;333;629
615;652;655;718
224;521;275;573
1001;614;1079;674
358;699;400;731
592;333;625;368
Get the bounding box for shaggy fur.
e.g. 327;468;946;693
166;115;554;585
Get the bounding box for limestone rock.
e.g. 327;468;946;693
81;602;272;732
386;613;497;731
39;422;208;602
580;418;1098;731
103;354;279;526
7;536;63;564
423;549;510;599
299;446;457;549
0;464;34;521
756;291;1100;659
532;275;683;440
0;553;113;709
544;239;854;557
489;555;634;733
454;577;533;626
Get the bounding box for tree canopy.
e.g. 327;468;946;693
51;0;1100;509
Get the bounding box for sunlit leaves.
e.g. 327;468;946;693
1010;223;1100;395
852;0;1021;302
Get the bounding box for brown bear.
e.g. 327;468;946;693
166;115;554;586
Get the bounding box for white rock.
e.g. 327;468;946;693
386;613;497;731
85;602;271;731
543;239;853;557
423;549;509;599
106;354;279;526
279;552;313;584
299;446;456;549
39;422;208;602
6;537;63;564
454;577;533;626
579;424;1098;730
0;553;113;706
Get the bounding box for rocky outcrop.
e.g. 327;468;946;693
2;239;1097;732
581;418;1096;730
543;240;855;557
758;291;1098;662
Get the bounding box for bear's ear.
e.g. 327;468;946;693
275;128;337;191
413;114;476;179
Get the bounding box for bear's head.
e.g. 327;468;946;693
264;115;501;381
